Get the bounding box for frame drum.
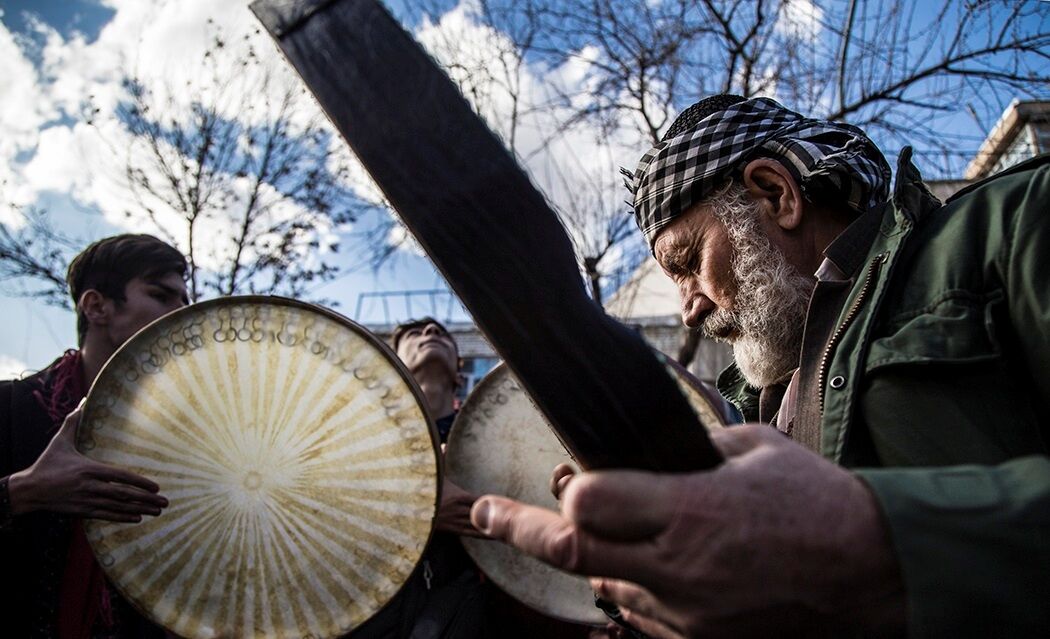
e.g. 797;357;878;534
78;297;440;639
445;359;724;626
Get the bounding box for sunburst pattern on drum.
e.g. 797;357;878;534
446;361;722;625
78;299;439;639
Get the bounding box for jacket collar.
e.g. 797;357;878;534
891;146;942;223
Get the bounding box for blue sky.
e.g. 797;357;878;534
0;0;1046;375
0;0;468;374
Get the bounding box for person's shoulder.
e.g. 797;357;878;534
0;368;47;389
0;369;49;412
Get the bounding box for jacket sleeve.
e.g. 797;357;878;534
855;458;1050;637
854;162;1050;638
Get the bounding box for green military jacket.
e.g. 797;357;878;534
719;150;1050;637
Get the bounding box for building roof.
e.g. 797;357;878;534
965;99;1050;180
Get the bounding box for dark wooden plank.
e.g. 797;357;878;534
250;0;721;472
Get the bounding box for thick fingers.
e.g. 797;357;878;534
472;496;659;581
708;423;776;458
560;471;678;540
549;463;576;500
85;463;161;494
91;482;168;510
82;496;164;517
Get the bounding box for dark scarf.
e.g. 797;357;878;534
34;350;115;639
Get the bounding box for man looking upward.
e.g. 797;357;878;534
471;96;1050;637
1;234;188;637
392;318;463;444
350;317;487;638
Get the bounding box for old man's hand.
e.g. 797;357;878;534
471;424;906;638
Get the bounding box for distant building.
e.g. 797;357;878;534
965;99;1050;181
924;100;1049;201
603;258;732;383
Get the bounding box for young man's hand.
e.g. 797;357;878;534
8;405;168;523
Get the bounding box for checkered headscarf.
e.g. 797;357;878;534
625;96;891;249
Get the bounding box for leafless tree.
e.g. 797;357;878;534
402;0;1047;361
110;26;367;302
0;23;381;308
520;0;1049;171
0;201;79;308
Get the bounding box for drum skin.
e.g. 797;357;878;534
445;360;723;626
78;297;440;639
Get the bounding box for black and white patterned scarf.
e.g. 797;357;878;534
625;96;891;249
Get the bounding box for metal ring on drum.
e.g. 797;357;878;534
77;296;441;639
444;359;724;627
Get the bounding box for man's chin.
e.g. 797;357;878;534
733;337;794;388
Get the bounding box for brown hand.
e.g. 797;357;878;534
549;463;575;500
472;424;905;638
434;478;484;537
8;406;168;523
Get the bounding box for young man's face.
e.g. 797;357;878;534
105;271;190;347
396;321;459;379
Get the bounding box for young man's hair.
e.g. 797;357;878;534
66;234;188;345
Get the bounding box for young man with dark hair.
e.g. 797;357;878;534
391;317;463;442
0;233;189;637
350;317;488;639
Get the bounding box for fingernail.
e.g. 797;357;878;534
589;577;604;595
472;499;492;534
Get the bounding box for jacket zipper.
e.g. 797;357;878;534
818;252;888;411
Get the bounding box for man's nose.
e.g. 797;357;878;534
422;323;441;336
681;291;715;329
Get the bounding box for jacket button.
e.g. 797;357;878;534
829;375;846;389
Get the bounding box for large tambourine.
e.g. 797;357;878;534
445;360;724;626
77;297;441;639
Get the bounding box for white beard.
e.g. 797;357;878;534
703;185;814;388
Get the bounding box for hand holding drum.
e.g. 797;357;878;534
444;361;724;627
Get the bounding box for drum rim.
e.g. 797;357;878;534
79;294;443;639
447;358;724;625
448;362;600;625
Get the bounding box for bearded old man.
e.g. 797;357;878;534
469;95;1050;637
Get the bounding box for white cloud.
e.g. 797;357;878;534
1;0;649;286
0;354;29;380
775;0;824;42
1;0;372;282
413;2;648;271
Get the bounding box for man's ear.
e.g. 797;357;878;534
79;289;110;328
741;159;805;231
